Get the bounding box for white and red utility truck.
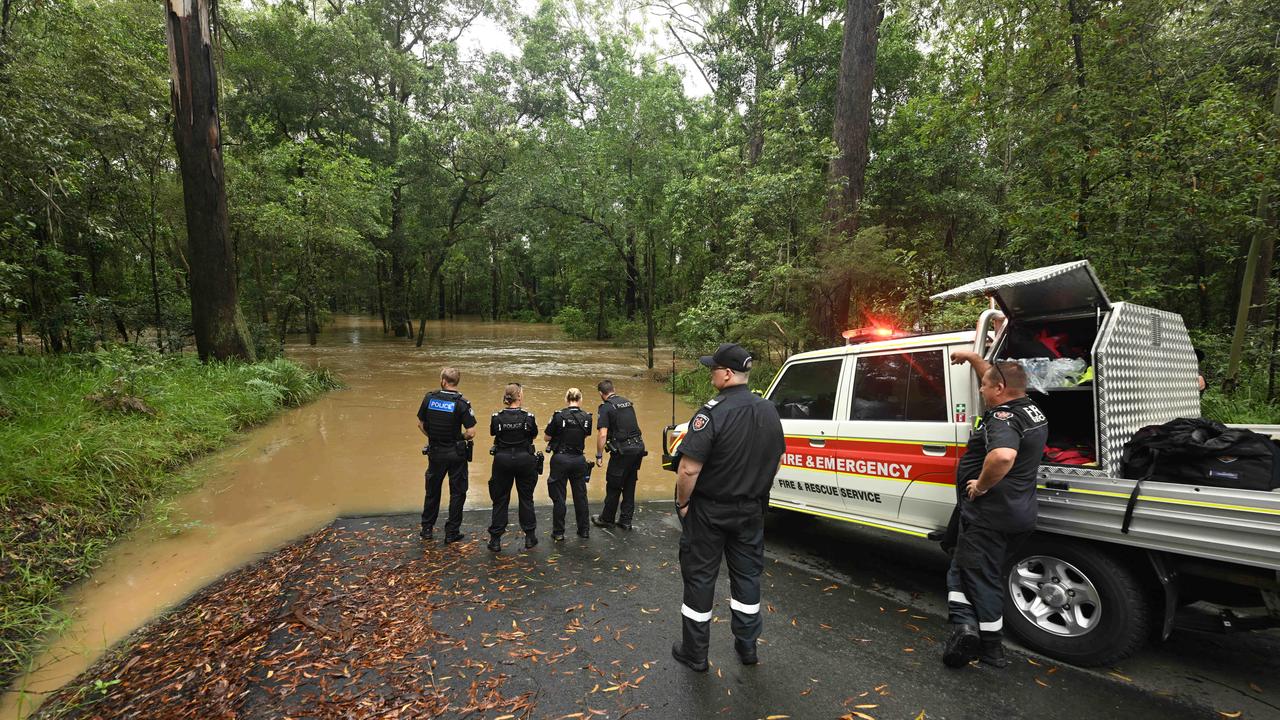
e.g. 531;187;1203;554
664;260;1280;666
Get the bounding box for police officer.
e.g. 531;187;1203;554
591;380;646;531
416;367;477;543
671;343;785;672
942;353;1048;669
488;383;540;552
544;388;593;540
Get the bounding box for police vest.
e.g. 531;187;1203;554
493;408;536;449
551;408;591;454
424;390;467;447
602;395;642;441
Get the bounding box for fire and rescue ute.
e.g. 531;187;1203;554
663;260;1280;667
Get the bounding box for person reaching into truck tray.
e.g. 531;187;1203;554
942;352;1048;669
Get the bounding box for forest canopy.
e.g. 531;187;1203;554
1;0;1277;394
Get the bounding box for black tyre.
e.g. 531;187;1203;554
1004;535;1150;666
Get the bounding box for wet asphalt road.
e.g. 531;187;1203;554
44;503;1279;719
322;505;1275;719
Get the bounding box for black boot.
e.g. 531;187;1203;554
524;533;538;549
591;515;614;528
443;532;466;545
487;536;501;553
734;640;758;666
420;528;434;541
671;642;708;672
979;636;1008;668
942;623;981;668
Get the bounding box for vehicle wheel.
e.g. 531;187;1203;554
1004;536;1150;667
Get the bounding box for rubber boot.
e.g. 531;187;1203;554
942;623;980;668
979;635;1008;668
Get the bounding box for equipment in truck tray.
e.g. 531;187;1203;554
1121;417;1280;492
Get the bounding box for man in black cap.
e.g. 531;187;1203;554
670;343;786;671
416;366;477;544
591;379;645;531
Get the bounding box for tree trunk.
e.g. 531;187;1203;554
1226;51;1280;390
149;241;164;352
164;0;254;362
813;0;883;343
596;287;606;340
624;231;638;320
1068;0;1090;244
388;228;410;336
645;226;656;369
375;255;388;333
305;299;318;345
490;233;500;321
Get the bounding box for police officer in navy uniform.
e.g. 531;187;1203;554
544;387;593;540
943;353;1048;669
416;367;477;543
671;343;785;672
488;383;540;552
591;380;645;531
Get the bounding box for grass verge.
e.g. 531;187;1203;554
0;346;341;686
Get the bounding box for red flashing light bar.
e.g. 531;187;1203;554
842;325;903;343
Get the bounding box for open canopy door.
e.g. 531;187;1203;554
930;260;1111;320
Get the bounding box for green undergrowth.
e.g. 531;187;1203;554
0;346;341;685
669;361;779;408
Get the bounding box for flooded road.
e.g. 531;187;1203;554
2;316;697;718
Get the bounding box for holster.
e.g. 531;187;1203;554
535;451;545;476
463;440;474;462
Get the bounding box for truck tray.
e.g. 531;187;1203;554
1037;466;1280;570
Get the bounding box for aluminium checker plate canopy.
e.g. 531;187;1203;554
930;259;1110;319
932;260;1200;477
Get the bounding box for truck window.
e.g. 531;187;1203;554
851;350;947;422
767;359;842;420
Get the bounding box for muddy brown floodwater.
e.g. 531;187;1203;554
1;316;698;718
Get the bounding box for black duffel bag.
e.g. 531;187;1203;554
1121;417;1280;492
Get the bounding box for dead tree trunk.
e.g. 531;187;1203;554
164;0;254;361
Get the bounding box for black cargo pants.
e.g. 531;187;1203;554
599;450;643;525
678;497;765;661
547;452;590;536
489;448;538;539
945;519;1030;641
422;447;468;537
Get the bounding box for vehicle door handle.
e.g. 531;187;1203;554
808;438;826;448
921;444;948;456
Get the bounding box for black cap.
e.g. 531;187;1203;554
699;343;753;373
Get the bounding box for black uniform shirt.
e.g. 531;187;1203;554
598;394;643;448
416;389;476;449
956;395;1048;533
677;384;786;502
491;407;538;449
546;407;592;454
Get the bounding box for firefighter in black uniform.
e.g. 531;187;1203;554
544;387;593;540
416;367;477;543
943;352;1048;669
487;383;541;552
671;343;785;672
591;379;645;531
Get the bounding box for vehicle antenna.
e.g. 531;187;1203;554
671;350;677;427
